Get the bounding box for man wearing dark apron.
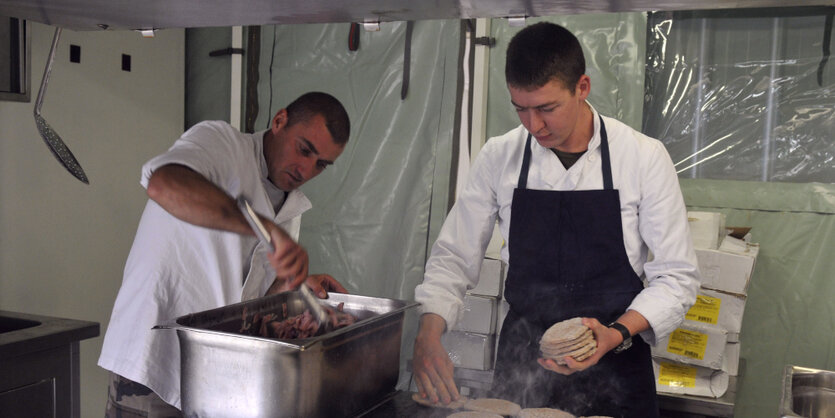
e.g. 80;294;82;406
489;121;657;417
412;22;698;418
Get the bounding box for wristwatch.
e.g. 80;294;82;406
608;322;632;353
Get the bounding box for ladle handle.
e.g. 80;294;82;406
35;27;61;115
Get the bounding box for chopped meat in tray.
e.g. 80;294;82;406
239;302;357;339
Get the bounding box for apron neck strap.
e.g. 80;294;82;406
518;133;533;189
516;114;613;190
599;114;613;190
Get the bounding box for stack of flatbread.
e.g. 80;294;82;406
462;398;521;416
519;407;576;418
447;412;503;418
539;317;597;365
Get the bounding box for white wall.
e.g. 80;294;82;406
0;23;184;416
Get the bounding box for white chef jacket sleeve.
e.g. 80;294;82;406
140;121;245;191
414;140;503;330
627;140;700;345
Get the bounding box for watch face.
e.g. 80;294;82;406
615;337;632;353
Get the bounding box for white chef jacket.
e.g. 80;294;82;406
415;105;700;345
98;121;312;409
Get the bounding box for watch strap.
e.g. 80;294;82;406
608;321;632;353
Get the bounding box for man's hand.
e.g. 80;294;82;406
304;274;348;297
266;274;348;298
412;314;460;405
538;312;650;375
263;221;309;288
537;317;620;375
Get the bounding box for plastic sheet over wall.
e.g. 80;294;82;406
644;8;835;183
254;21;461;388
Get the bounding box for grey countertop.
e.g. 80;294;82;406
0;310;100;358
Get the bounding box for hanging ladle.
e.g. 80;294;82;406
34;27;89;184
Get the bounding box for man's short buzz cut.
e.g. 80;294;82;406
505;22;586;91
285;92;351;146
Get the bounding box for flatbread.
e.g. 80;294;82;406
519;408;576;418
464;398;522;416
447;412;503;418
540;317;586;343
541;338;596;357
553;345;597;365
540;317;597;364
411;392;468;409
540;329;593;350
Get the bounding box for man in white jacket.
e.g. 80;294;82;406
412;23;699;417
99;92;350;416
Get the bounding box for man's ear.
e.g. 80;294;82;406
575;75;591;101
271;108;289;134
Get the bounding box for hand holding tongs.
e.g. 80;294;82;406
236;197;332;332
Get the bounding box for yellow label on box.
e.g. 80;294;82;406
658;362;698;388
685;295;722;325
666;329;708;360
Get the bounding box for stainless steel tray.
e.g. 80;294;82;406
155;291;419;418
780;365;835;418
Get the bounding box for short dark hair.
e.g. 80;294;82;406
285;92;351;145
505;22;586;91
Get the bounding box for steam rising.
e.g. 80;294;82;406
490;312;632;417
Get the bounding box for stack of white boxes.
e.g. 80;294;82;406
652;211;759;398
439;256;506;395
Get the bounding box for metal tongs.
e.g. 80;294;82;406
236;197;332;333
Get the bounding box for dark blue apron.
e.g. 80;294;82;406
489;116;658;418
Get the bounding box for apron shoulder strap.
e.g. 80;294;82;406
517;133;533;189
598;115;613;190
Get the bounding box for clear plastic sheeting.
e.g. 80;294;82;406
486;13;647;139
644;9;835;183
254;21;461;389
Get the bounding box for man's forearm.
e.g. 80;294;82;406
613;309;650;339
146;164;252;235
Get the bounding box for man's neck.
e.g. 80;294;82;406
554;102;594;153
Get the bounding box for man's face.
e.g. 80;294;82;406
508;76;590;152
266;109;345;191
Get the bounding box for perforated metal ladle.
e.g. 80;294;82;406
34;27;89;184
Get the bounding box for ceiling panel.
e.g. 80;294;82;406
1;0;833;31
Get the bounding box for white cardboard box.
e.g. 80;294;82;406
470;257;505;297
454;294;498;334
722;342;740;376
695;242;759;295
442;331;495;371
652;323;728;370
684;288;747;334
653;358;729;398
688;211;726;250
